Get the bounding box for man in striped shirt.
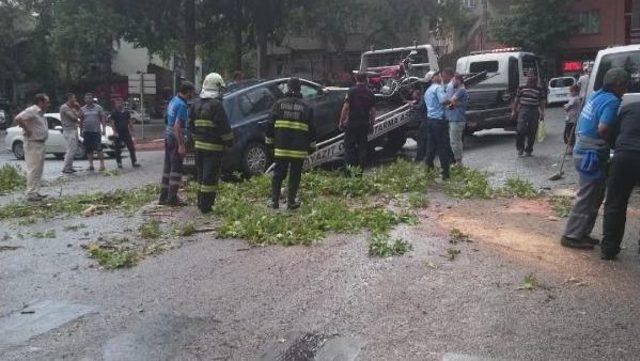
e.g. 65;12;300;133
511;75;546;157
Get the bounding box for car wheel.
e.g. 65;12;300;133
54;153;65;160
242;142;269;177
12;141;25;160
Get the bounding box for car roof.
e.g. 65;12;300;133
458;52;535;62
44;113;60;119
597;45;640;57
225;78;320;98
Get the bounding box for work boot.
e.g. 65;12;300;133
584;235;600;246
600;251;618;261
167;199;188;207
269;199;279;210
561;236;594;250
287;201;301;211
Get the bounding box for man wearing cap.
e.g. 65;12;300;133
561;67;629;250
189;73;234;214
159;81;195;206
266;78;316;210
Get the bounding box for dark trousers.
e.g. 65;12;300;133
159;136;183;203
344;126;369;169
415;121;429;162
602;151;640;256
516;108;539;154
113;131;137;165
425;120;451;179
272;158;304;205
195;151;222;213
563;122;576;148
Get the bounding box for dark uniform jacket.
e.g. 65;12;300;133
266;94;316;159
189;97;234;153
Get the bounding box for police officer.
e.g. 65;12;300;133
266;77;316;210
189;73;234;214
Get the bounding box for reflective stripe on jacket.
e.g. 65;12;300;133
189;97;234;153
265;94;316;159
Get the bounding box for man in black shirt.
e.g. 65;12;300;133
339;72;376;175
109;97;139;168
601;101;640;260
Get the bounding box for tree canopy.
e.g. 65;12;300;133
489;0;576;55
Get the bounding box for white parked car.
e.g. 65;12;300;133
4;113;115;160
547;76;576;105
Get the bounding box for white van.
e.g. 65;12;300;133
456;49;542;132
547;76;576;105
584;45;640;106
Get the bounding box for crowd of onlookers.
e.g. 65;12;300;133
14;92;140;202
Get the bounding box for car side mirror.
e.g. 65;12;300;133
54;125;63;132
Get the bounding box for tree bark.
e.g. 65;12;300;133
232;0;243;71
255;26;268;78
184;0;196;83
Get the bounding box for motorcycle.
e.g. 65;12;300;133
357;50;425;101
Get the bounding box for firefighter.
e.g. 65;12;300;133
266;77;316;210
189;73;234;214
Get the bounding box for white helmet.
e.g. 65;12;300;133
202;72;225;92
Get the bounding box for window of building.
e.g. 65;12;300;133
462;0;477;9
469;61;499;73
576;10;601;34
632;0;640;29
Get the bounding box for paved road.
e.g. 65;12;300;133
1;107;640;360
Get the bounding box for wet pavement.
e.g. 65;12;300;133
1;107;640;360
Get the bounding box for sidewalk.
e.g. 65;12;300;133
132;118;165;151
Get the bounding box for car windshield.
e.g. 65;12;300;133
594;51;640;94
226;79;263;94
550;78;575;88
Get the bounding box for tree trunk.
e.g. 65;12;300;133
184;0;196;84
232;0;243;71
255;26;268;78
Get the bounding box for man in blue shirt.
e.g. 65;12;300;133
447;74;469;164
159;81;195;206
422;71;452;180
561;68;629;250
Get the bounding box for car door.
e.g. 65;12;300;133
236;86;277;141
45;116;66;153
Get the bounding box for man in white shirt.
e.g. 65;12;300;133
15;94;51;201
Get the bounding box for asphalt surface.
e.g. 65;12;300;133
1;107;640;361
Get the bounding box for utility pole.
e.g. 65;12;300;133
480;0;488;51
139;72;145;140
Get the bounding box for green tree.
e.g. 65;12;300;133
0;1;31;100
50;0;123;90
489;0;576;55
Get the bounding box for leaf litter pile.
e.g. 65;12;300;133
0;160;552;268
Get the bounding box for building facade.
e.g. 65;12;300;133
558;0;629;73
